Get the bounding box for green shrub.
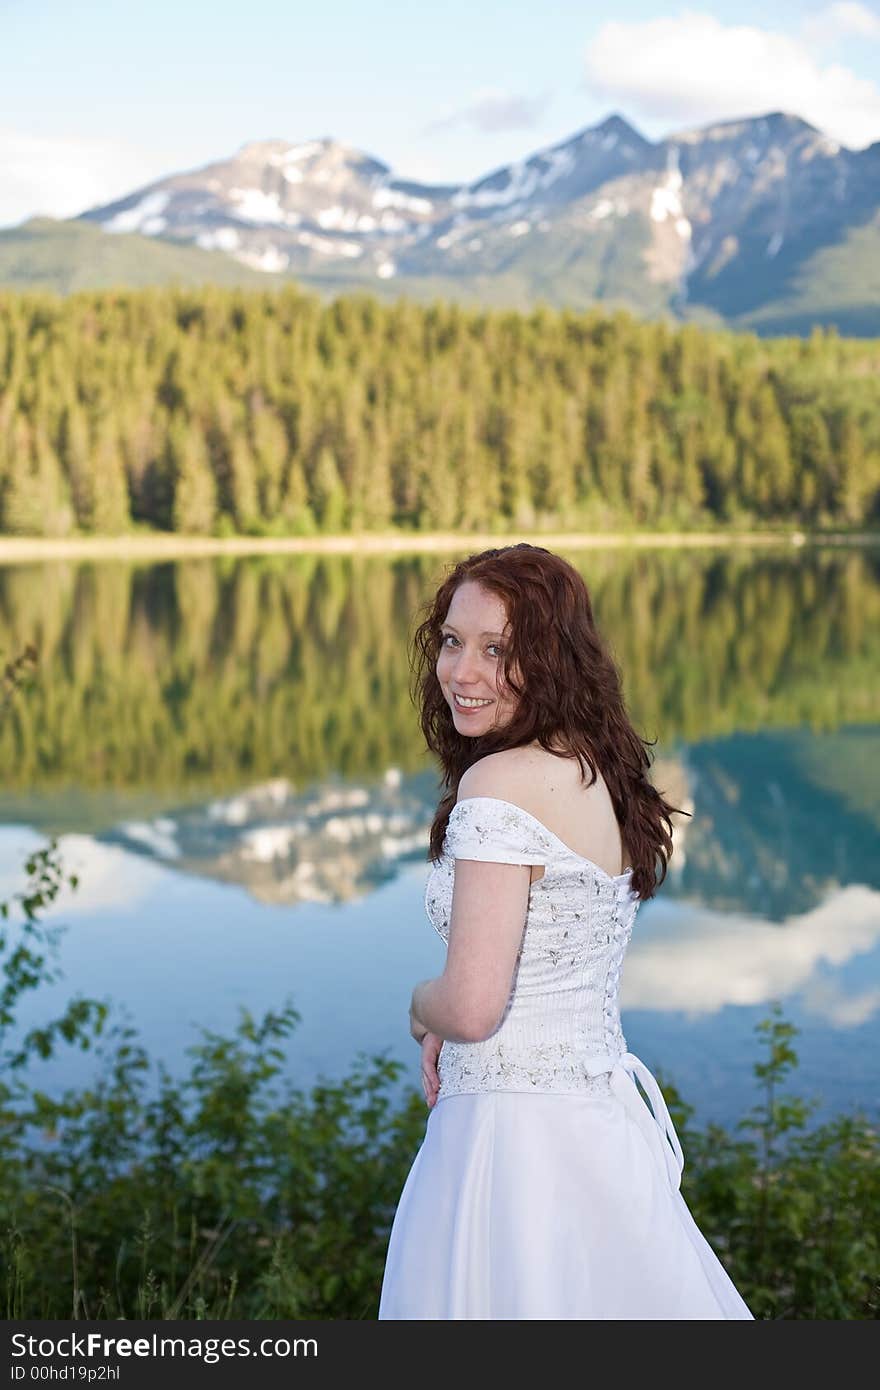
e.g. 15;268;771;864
1;844;877;1319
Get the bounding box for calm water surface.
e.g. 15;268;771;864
2;544;878;1129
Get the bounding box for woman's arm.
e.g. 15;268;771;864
411;975;482;1044
411;854;532;1043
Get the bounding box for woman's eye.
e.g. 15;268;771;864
441;634;502;657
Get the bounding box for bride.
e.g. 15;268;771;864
378;542;753;1320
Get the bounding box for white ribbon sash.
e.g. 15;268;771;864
584;1049;685;1192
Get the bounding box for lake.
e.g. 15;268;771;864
2;541;878;1131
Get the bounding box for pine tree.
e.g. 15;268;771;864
360;411;393;531
310;446;348;532
62;403;94;529
753;385;793;517
228;433;261;533
119;397;159;524
251;408;288;523
1;416;74;536
835;415;866;525
279;456;317;535
89;417;131;534
790;405;832;525
170;419;218;535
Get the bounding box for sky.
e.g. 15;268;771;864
2;0;880;227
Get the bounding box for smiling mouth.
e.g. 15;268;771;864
453;693;494;709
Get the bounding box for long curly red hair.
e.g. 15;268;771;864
409;543;689;901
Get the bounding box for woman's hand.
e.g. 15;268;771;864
409;986;442;1106
419;1031;443;1109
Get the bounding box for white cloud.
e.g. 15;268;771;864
583;11;880;150
622;883;880;1025
425;88;549;136
804;2;880;44
0;128;172;229
0;828;167;917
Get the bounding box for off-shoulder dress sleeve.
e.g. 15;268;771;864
444;796;548;866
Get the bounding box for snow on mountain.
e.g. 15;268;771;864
78;136;447;279
104;190;171;235
76;116;667;281
69;111;880;331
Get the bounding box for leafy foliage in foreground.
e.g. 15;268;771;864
1;844;877;1319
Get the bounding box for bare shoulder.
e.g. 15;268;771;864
458;745;626;871
457;746;574;805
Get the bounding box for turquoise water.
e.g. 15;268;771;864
2;546;878;1129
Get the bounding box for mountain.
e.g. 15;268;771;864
668;113;880;335
3;111;879;335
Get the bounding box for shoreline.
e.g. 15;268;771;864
0;528;877;566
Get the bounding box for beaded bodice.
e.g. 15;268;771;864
424;796;641;1101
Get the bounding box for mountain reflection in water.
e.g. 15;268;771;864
0;547;877;1126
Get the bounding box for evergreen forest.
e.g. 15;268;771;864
1;287;879;538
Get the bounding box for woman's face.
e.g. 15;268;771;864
436;581;520;736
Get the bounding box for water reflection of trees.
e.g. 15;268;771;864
1;547;877;791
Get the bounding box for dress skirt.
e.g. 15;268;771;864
378;1089;754;1320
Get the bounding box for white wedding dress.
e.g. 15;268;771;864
379;795;754;1320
